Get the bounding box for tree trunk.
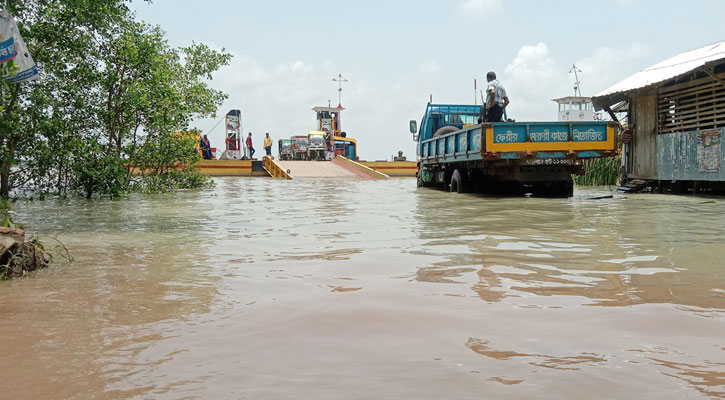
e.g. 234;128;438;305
0;165;9;199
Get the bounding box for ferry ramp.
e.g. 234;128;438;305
277;160;385;179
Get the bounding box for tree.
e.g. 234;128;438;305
1;0;139;197
90;19;230;197
1;1;231;199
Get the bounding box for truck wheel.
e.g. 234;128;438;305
433;126;459;137
417;174;435;188
562;177;574;197
539;178;573;197
450;169;468;193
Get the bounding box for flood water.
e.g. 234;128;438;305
2;178;724;399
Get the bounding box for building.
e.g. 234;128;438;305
592;42;725;192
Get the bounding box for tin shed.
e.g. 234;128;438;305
592;42;725;192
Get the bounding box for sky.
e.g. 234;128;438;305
131;0;725;161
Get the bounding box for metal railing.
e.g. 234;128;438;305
262;157;293;180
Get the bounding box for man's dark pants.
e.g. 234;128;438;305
264;146;272;156
485;104;504;122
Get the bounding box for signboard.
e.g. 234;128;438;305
698;129;721;172
225;110;242;158
572;125;607;142
321;118;333;132
492;124;607;144
528;125;569;142
492;126;526;143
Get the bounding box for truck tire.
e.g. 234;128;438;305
562;176;574;197
417;173;436;188
534;178;573;197
433;126;459;137
450;169;468;193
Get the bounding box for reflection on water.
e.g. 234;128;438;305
1;178;723;399
414;189;725;309
466;338;608;370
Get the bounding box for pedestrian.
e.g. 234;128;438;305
200;134;213;159
482;71;510;123
263;132;273;158
246;132;255;159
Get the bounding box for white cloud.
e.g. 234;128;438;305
191;55;432;161
575;43;653;95
614;0;639;6
501;43;563;120
419;61;443;74
459;0;503;17
499;42;653;121
192;43;653;160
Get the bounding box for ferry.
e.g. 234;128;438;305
196;103;416;178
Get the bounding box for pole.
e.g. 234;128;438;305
332;74;348;107
474;79;477;105
570;64;582;97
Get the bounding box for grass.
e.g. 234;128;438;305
574;156;621;187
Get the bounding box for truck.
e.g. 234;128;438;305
410;104;618;196
291;135;309;160
333;136;357;160
278;139;294;160
307;131;327;161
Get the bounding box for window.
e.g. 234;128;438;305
658;69;725;133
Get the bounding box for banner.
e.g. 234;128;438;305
0;10;39;82
0;11;17;62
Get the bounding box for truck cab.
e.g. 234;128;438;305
307;131;327;160
333;136;357;160
278;139;294;160
417;104;482;143
292;135;309;160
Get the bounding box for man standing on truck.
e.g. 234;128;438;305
263;132;273;158
482;71;509;122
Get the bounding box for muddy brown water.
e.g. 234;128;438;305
1;178;724;399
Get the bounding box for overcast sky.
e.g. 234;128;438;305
132;0;724;160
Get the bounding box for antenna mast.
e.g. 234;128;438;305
569;64;582;97
332;74;348;107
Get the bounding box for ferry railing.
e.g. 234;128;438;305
262;156;293;180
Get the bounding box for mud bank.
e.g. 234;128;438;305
0;227;48;279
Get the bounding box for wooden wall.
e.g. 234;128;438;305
629;91;659;179
628;68;725;181
658;71;725;134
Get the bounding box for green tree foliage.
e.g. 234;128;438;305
0;0;231;199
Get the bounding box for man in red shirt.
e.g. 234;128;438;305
246;132;255;159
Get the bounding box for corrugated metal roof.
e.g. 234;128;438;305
593;42;725;109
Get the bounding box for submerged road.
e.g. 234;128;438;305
2;179;724;399
277;160;361;178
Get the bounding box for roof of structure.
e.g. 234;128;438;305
592;42;725;109
551;96;592;103
312;106;345;112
